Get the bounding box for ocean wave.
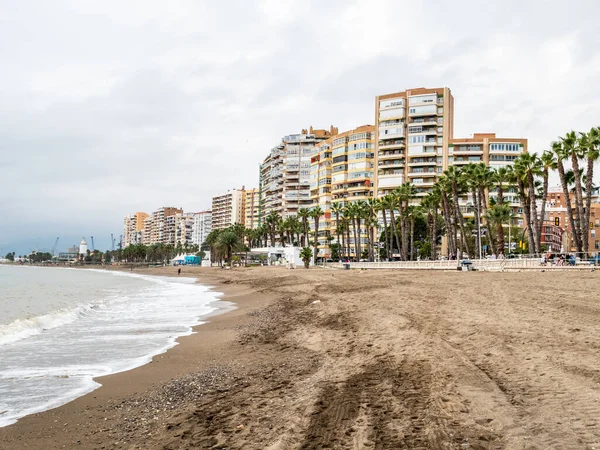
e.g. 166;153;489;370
0;302;103;346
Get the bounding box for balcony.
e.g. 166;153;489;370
452;145;483;154
378;160;405;169
378;139;405;149
408;170;437;177
408;158;436;166
378;149;404;159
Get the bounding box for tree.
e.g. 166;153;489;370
444;166;471;258
310;206;324;264
298;208;311;247
484;204;513;256
264;211;280;247
299;247;312;269
564;131;586;253
584;127;600;255
331;202;344;259
538;150;557;250
5;252;15;262
552;140;581;253
215;229;244;267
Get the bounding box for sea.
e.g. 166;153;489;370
0;265;223;427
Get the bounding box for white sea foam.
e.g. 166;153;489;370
0;267;225;427
0;302;102;346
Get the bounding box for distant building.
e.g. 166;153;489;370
245;189;260;230
543;187;600;253
174;212;194;246
123;212;149;247
191;210;212;246
212;188;245;230
259;126;336;221
79;238;88;256
310;125;375;259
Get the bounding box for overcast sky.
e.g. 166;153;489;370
1;0;599;254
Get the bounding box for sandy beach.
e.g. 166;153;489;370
1;266;600;449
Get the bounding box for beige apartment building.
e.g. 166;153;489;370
139;207;183;245
244;188;260;230
260;126;336;221
375;87;454;198
310;125;375;259
211;188;245;230
122;211;148;247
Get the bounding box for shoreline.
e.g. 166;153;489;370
0;266;272;449
2;267;600;448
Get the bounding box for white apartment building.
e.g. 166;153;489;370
191;210;212;246
260;126;336;220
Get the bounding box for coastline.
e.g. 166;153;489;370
0;266;273;450
2;267;600;448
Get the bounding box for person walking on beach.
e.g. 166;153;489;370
178;267;181;275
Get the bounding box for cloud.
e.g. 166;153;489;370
1;0;600;254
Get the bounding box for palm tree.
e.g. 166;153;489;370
437;176;456;259
421;190;440;260
310;206;324;264
463;163;482;258
299;247;312;269
444;166;470;258
518;153;543;253
374;197;389;260
331;202;344;258
484;204;513;256
381;194;398;260
342;207;352;260
298;208;311;247
366;198;379;261
491;166;512;206
264;211;280;247
584;127;600;254
406;204;422;260
552;140;581;252
396;183;416;260
563;131;586;252
216;229;244;267
511;158;536;255
538;150;557;249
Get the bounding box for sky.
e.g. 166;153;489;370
1;0;600;255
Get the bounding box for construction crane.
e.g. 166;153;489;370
50;237;59;257
111;233;115;251
90;236;95;252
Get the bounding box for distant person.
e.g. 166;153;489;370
178;267;181;275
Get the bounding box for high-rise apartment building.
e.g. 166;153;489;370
211;188;245;230
260;144;284;219
122;211;148;247
174;213;194;247
191;210;212;246
244;188;260;230
310;125;375;258
135;207;182;245
375;87;454;198
259;126;337;221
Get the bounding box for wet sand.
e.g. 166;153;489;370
1;266;600;449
